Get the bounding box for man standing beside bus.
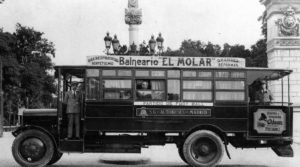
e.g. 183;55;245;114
64;82;80;140
254;80;274;105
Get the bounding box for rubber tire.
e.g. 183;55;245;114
177;143;188;164
183;130;224;167
47;151;63;165
12;129;55;167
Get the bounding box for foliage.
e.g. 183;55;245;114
0;24;56;111
14;23;56;108
249;39;267;67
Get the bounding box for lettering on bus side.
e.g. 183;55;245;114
136;108;211;117
177;58;212;67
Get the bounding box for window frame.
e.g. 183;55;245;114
214;70;247;103
96;68;134;102
181;74;213;102
86;68;101;101
102;78;133;101
134;69;167;101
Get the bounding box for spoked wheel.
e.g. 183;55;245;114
47;150;63;165
12;129;54;167
177;143;188;164
183;130;224;167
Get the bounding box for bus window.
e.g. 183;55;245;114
231;72;245;78
136;70;149;77
198;71;212;78
136;80;165;100
167;80;180;101
103;70;116;76
86;69;100;100
216;92;245;101
118;70;132;76
167;70;180;78
87;78;100;100
215;81;245;101
215;81;244;90
103;80;132;100
151;70;165;77
183;80;212;89
182;80;212;101
183;71;196;77
87;69;99;77
215;71;230;78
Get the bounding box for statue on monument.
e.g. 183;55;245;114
276;6;300;36
128;0;138;8
125;0;142;25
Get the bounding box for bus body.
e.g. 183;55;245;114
12;55;294;167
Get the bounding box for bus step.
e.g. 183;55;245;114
60;140;84;152
271;145;293;157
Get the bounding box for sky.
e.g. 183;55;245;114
0;0;265;65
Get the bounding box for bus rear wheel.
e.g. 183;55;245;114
12;129;54;167
183;130;224;167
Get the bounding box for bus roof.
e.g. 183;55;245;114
54;65;292;82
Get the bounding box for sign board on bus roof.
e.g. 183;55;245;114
86;55;245;68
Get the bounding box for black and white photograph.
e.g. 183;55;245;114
0;0;300;166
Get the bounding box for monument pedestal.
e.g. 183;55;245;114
261;0;300;107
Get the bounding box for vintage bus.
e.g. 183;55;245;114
12;55;294;167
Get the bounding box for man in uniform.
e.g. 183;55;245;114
64;82;80;140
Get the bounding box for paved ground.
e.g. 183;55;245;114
0;132;299;167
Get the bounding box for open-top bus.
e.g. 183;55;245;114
12;55;293;167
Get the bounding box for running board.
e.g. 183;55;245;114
271;145;293;157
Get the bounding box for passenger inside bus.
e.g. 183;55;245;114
254;80;273;105
136;80;152;100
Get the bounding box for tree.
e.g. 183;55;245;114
14;23;56;108
247;10;267;67
249;39;267;67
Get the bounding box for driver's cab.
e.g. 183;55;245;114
246;68;293;138
247;68;292;106
57;67;85;152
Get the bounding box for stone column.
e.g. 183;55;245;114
261;0;300;106
125;0;142;50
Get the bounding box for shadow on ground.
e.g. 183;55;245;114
51;161;268;167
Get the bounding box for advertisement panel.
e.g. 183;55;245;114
254;109;286;134
87;55;245;68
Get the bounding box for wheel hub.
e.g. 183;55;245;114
199;144;210;155
20;137;46;162
192;138;218;163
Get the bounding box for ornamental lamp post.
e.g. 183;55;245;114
156;33;164;55
104;32;112;54
149;35;156;55
112;35;120;54
130;42;137;55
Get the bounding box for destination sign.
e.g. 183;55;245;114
87;55;245;68
134;101;213;106
136;108;211;117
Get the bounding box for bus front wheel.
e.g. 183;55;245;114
183;130;224;167
12;129;54;167
47;150;63;165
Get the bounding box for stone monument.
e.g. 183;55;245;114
261;0;300;106
125;0;142;50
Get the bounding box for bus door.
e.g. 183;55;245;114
84;69;134;133
58;69;85;152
